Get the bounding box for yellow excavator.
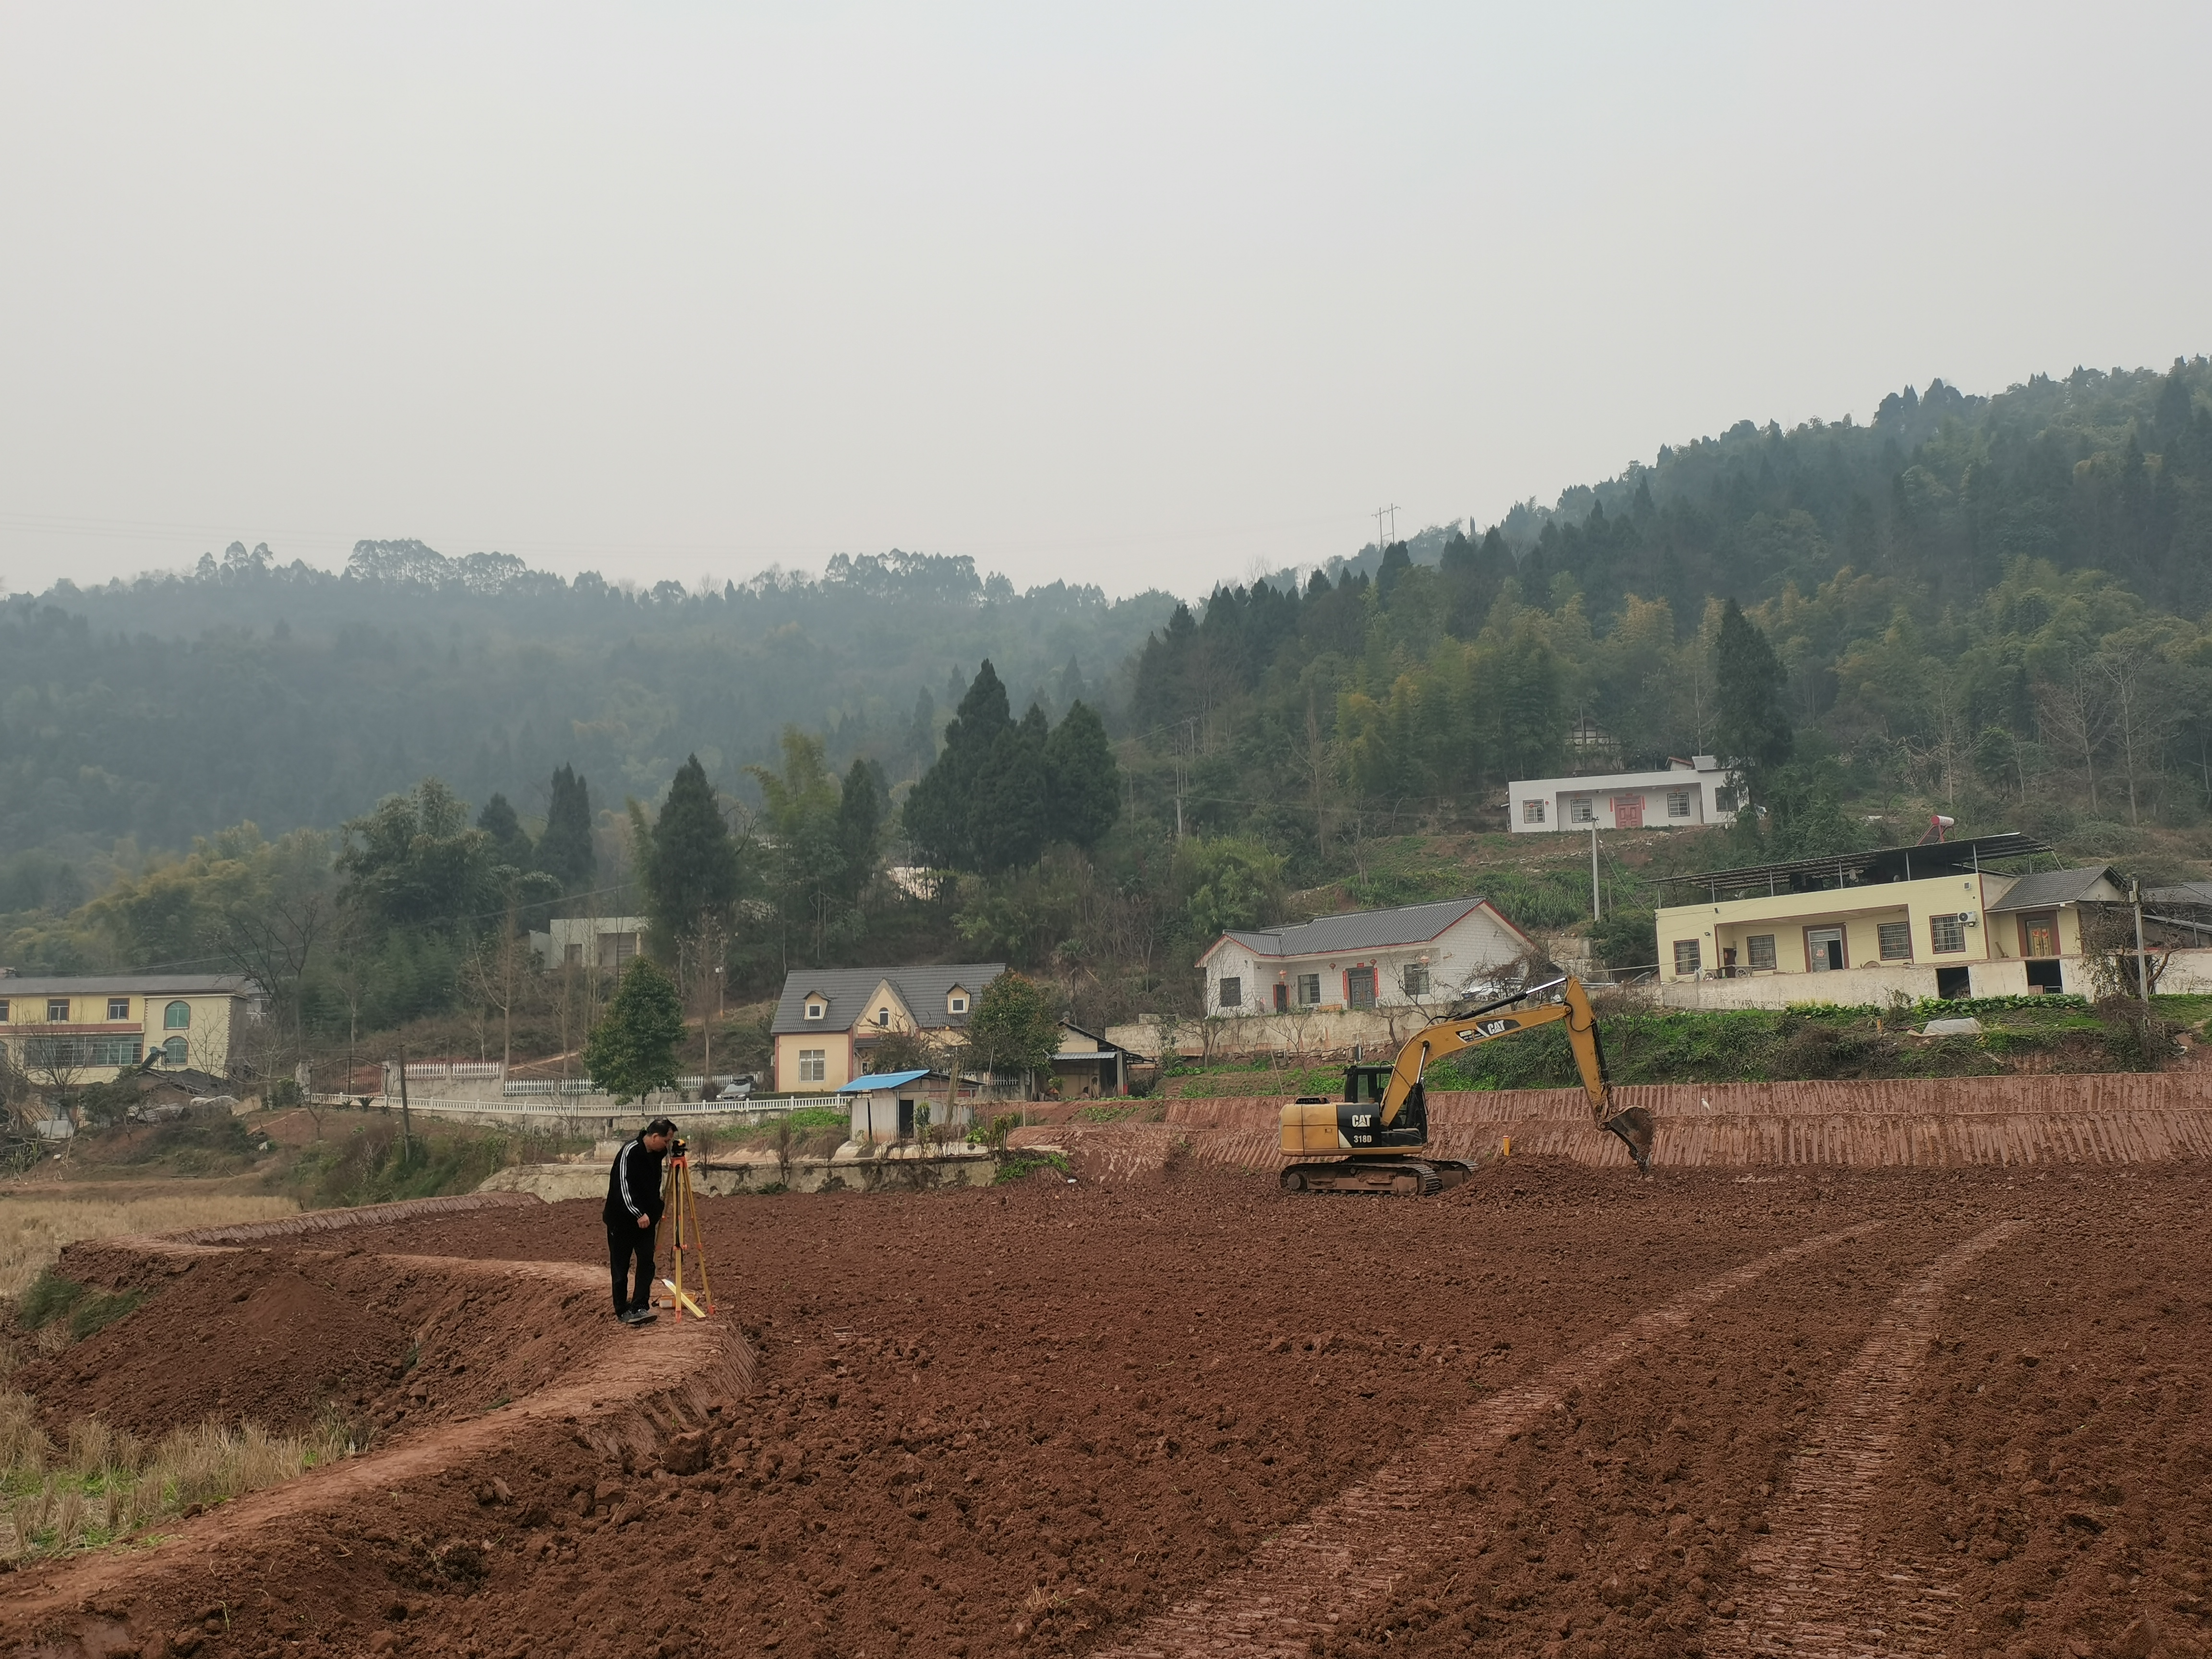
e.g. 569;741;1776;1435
1277;975;1655;1195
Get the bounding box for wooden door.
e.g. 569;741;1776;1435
1613;794;1644;828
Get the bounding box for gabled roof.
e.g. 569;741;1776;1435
1200;897;1532;965
835;1069;938;1093
771;963;1006;1034
1986;866;2126;914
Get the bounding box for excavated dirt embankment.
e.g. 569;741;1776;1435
3;1161;2209;1659
1014;1075;2212;1183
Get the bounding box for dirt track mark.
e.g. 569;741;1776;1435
2;1247;751;1634
1095;1221;1890;1659
1716;1220;2022;1658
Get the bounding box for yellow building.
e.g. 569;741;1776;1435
0;974;261;1081
1654;837;2125;1006
770;962;1003;1094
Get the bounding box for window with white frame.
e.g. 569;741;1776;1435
1667;790;1691;818
804;999;825;1020
165;1000;191;1029
1570;797;1596;824
798;1048;826;1082
1672;939;1702;975
48;999;71;1022
949;991;968;1014
1522;799;1546;824
1877;922;1913;961
1746;934;1777;971
1929;914;1966;954
108;998;131;1021
875;1007;890;1026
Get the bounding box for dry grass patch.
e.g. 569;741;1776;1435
0;1389;364;1560
0;1194;298;1298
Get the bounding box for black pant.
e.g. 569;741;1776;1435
608;1222;657;1313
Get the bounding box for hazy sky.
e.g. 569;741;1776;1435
2;4;2206;601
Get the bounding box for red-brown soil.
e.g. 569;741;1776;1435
1;1162;2207;1659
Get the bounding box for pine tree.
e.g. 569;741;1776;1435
1375;541;1413;602
638;756;740;957
976;706;1051;872
836;758;888;900
1045;700;1120;849
476;793;533;868
904;660;1014;870
535;764;596;891
1713;599;1793;801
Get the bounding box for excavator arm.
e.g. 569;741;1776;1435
1380;975;1654;1171
1277;975;1655;1180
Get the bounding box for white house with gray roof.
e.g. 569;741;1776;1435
1195;898;1537;1018
771;962;1005;1094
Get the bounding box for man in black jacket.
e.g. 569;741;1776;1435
604;1118;675;1324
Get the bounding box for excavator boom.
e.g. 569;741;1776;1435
1277;975;1655;1194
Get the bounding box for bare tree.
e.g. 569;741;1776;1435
2095;632;2177;827
460;903;534;1080
2035;661;2117;815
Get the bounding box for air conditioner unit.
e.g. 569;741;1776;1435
1960;912;1978;926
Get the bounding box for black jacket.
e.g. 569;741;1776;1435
603;1137;668;1229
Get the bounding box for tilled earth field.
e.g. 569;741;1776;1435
4;1160;2209;1659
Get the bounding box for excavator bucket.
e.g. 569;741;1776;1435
1600;1106;1656;1174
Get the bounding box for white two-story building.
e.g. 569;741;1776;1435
1509;756;1738;834
1197;897;1538;1017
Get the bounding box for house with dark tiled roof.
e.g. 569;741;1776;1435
1195;898;1536;1018
770;963;1005;1094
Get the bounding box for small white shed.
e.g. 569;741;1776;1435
837;1069;952;1145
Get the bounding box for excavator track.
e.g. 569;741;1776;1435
1279;1157;1474;1197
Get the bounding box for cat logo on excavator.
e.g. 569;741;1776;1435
1275;975;1656;1197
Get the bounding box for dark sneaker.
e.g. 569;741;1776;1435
622;1307;658;1325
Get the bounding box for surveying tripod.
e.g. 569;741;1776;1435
652;1138;716;1321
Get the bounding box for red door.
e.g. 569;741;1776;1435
1613;794;1644;828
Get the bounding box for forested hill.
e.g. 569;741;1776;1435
1124;359;2212;854
3;357;2209;893
0;549;1175;867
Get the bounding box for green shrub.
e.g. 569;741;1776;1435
15;1271;149;1342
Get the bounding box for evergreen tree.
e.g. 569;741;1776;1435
1375;540;1413;602
476;793;533;868
904;688;936;776
535;764;596;891
637;756;741;958
836;757;889;900
904;660;1014;870
581;956;685;1104
977;706;1051;873
1713;599;1793;801
1044;700;1120;849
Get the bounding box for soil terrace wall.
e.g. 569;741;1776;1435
1015;1073;2212;1178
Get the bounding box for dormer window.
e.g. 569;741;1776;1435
949;991;968;1015
805;1000;825;1021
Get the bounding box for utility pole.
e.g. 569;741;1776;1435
1373;504;1400;551
396;1043;412;1163
1590;824;1602;923
2131;878;2151;1000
